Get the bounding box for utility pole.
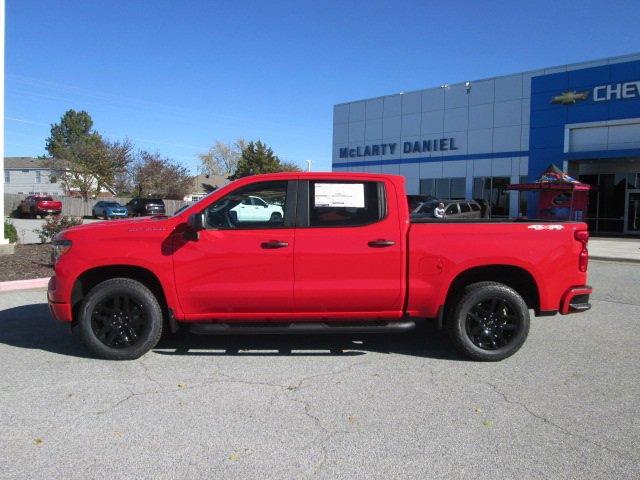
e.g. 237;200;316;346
306;160;312;172
0;0;8;253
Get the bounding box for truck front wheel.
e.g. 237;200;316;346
77;278;163;360
447;281;530;361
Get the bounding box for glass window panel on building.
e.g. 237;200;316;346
518;175;528;217
436;178;449;198
450;178;465;199
419;179;435;197
490;177;510;217
473;178;484;200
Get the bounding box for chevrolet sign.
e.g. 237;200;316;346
593;80;640;102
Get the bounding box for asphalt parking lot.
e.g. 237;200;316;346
0;260;639;479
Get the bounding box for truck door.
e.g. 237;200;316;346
293;179;405;317
172;180;296;317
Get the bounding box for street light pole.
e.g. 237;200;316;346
306;160;312;172
0;0;7;249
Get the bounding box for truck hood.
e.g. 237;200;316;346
62;215;176;239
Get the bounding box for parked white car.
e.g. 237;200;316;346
231;195;284;222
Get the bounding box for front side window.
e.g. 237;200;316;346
459;202;471;213
204;181;287;229
309;181;382;227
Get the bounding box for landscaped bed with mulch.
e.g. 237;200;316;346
0;244;54;282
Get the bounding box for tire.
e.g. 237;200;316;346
77;278;163;360
270;212;283;222
446;281;530;361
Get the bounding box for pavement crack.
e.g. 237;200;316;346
485;383;631;460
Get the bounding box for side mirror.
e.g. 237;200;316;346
188;213;206;230
184;213;205;241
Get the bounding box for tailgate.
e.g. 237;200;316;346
37;201;62;210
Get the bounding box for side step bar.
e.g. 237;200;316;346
188;320;416;335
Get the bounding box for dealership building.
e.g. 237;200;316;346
332;53;640;234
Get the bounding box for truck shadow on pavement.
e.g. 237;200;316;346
0;303;463;361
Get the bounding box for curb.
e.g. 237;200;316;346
590;255;640;264
0;277;51;293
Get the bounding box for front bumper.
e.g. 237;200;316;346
560;285;592;315
107;211;128;218
47;276;73;323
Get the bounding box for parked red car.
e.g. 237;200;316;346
48;173;591;361
19;195;63;218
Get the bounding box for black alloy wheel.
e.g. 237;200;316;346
465;298;520;350
91;294;149;349
447;281;530;361
77;278;163;360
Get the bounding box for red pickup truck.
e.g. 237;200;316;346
19;195;63;218
48;173;592;361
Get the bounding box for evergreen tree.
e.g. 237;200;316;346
44;110;133;199
45;109;94;157
231;140;300;179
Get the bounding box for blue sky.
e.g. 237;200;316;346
6;0;640;173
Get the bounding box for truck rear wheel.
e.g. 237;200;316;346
77;278;163;360
447;281;529;361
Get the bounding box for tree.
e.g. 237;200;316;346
45;109;93;157
130;151;193;200
44;110;133;200
277;161;303;173
197;138;246;178
231;140;301;179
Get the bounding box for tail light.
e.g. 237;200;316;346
575;230;589;272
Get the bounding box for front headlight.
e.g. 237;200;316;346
52;238;72;264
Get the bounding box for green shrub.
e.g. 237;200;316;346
35;216;83;243
4;220;18;244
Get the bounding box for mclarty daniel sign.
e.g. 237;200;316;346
339;137;458;158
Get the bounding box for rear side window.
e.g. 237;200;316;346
309;181;383;227
445;204;458;215
459;203;471;213
470;203;480;211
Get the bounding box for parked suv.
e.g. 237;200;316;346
92;201;128;220
411;199;482;219
126;198;166;217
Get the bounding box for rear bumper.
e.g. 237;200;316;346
560;285;592;315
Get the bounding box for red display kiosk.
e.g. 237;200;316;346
507;165;594;221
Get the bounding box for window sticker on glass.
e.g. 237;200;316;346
314;183;365;208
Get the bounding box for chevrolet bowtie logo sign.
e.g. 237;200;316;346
550;90;589;104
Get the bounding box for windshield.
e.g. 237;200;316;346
415;201;438;215
104;202;121;207
171;189;219;217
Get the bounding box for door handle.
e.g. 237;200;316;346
261;240;289;249
368;239;396;248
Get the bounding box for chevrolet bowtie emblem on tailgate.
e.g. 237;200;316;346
550;90;589;104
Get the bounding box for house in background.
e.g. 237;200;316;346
4;157;65;195
3;157;116;198
183;173;229;202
